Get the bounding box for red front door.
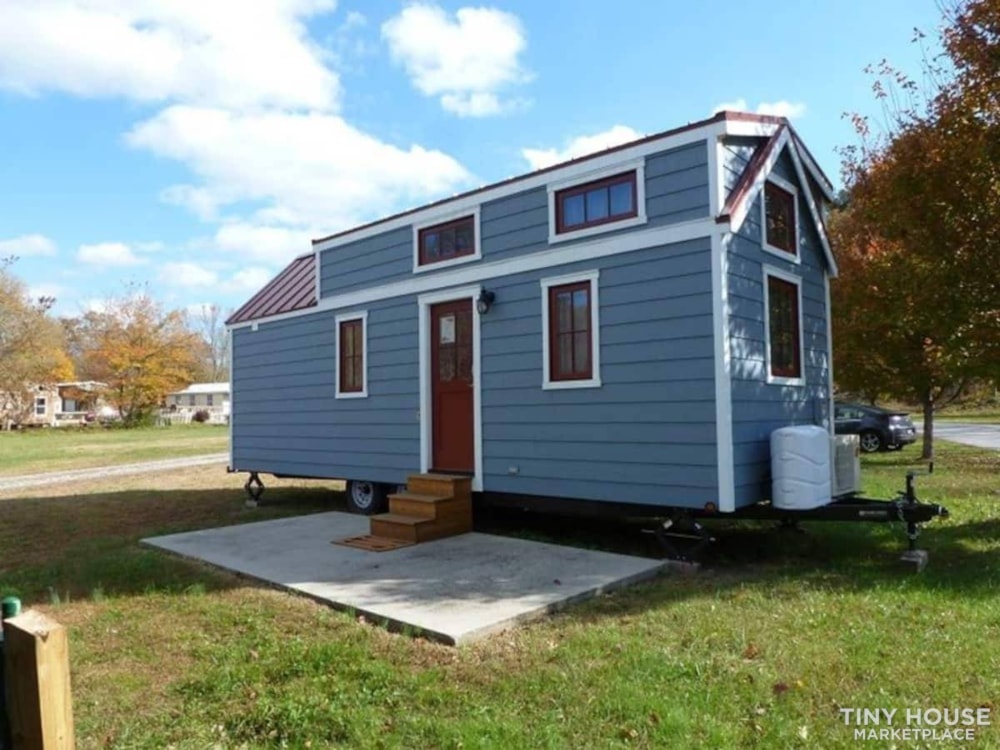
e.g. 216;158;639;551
431;299;474;473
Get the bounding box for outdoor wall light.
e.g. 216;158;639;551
476;289;495;315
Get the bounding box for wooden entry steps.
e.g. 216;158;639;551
368;474;473;546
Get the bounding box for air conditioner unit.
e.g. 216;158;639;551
832;434;861;497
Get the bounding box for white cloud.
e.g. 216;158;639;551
382;4;530;117
126;106;472;241
521;125;643;171
0;0;340;111
212;223;318;265
160;261;218;288
0;233;58;257
77;242;144;266
220;267;276;294
713;99;807;120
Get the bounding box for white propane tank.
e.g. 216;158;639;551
770;425;833;510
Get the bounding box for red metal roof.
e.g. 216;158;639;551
226;254;316;325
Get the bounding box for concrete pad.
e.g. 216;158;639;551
144;512;669;644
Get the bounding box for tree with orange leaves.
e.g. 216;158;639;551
832;0;1000;459
0;260;73;428
74;287;204;427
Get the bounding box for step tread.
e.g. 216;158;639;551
388;492;453;503
372;512;432;526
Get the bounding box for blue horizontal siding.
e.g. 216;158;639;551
318;141;711;297
231;298;419;484
480;240;718;508
726;146;832;507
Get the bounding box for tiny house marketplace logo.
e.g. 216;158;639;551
840;707;992;742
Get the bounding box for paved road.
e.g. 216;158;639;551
924;422;1000;450
0;453;229;492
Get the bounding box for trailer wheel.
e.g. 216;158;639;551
346;480;389;515
859;430;882;453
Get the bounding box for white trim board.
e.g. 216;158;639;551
710;231;735;512
417;285;484;492
232;218;719;330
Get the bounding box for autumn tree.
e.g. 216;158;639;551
0;260;73;428
75;289;204;427
833;0;1000;458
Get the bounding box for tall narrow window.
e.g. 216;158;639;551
542;271;602;389
766;274;802;380
34;397;46;416
555;172;637;235
764;181;797;256
337;312;368;398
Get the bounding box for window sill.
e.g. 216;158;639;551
762;242;800;264
412;251;482;274
548;214;647;245
766;374;804;387
543;377;602;391
335;391;369;400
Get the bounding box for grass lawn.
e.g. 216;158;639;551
0;424;228;476
0;444;998;749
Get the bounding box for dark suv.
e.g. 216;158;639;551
834;402;918;452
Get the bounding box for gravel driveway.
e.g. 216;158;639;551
0;453;229;492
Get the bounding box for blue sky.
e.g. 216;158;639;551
0;0;943;318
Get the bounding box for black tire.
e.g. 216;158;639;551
346;480;389;515
859;430;882;453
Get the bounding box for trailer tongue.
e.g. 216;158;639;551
656;467;949;568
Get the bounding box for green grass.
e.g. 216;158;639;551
0;423;228;475
0;444;998;749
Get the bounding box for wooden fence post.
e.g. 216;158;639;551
3;610;75;750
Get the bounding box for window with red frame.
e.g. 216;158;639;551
339;318;364;392
767;275;801;379
555;172;637;234
418;216;475;266
764;182;796;255
548;281;593;380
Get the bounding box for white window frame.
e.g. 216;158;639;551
547;159;647;245
760;173;800;263
34;397;46;416
541;269;602;390
335;311;369;399
412;207;482;274
762;265;805;386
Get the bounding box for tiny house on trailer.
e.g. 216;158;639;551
227;111;842;518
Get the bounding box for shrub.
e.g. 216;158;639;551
192;409;211;423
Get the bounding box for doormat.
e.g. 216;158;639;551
334;535;415;552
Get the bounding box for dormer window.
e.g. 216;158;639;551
763;179;798;258
413;210;482;272
556;172;637;234
418;216;475;266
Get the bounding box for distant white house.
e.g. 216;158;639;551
164;382;230;423
17;381;109;428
